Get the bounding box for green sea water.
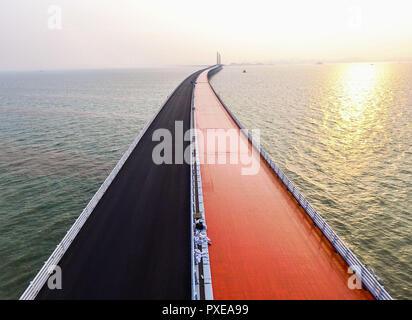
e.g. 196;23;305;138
0;67;198;299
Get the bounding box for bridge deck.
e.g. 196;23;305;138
35;70;202;299
194;68;374;299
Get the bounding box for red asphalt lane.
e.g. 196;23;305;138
194;68;374;300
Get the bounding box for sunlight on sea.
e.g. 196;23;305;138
211;63;412;299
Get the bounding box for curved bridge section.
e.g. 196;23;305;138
22;69;203;300
21;65;391;300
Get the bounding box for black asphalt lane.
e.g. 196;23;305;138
36;69;204;299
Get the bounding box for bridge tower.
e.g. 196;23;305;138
216;52;221;65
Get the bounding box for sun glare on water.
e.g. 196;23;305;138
339;63;380;123
316;63;394;184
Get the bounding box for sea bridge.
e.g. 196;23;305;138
20;65;391;300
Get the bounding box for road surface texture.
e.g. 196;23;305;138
37;69;203;299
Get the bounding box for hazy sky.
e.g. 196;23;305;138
1;0;412;70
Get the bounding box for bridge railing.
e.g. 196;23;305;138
190;78;214;300
207;66;392;300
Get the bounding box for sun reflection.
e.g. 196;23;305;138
317;63;392;182
338;63;379;124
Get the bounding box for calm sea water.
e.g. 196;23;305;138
210;63;412;299
0;66;199;299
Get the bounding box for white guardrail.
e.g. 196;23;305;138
190;74;214;300
207;66;392;300
20;75;191;300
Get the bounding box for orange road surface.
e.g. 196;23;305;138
194;68;374;300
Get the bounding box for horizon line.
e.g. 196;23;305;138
2;58;412;73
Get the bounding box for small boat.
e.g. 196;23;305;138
243;70;247;73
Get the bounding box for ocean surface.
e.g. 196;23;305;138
0;64;410;300
210;63;411;299
0;66;199;299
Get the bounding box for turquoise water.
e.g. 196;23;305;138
210;63;412;299
0;67;198;299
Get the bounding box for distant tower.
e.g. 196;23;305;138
217;52;221;65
